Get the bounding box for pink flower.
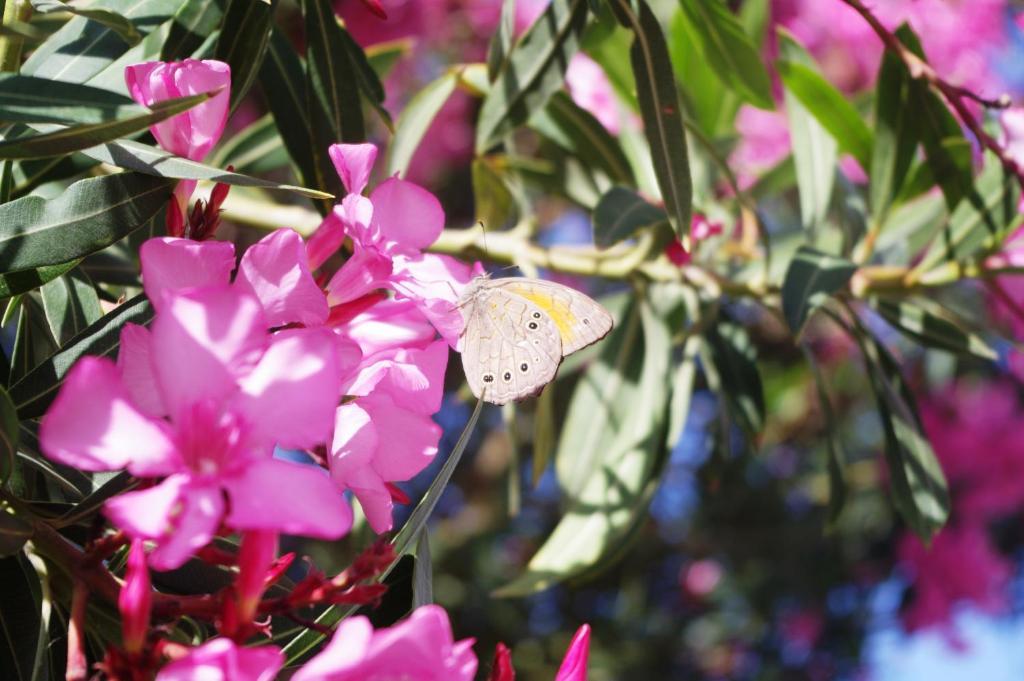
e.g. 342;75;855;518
40;286;351;570
486;643;515;681
665;215;724;266
899;524;1011;631
554;625;591;681
565;54;623;134
157;639;282;681
125;59;231;162
729;106;791;187
118;540;151;655
292;604;478;681
309;143;482;346
141;230;329;329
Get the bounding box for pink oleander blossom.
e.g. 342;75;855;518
39;286;351;570
310;142;482;346
156;638;282;681
554;625;591;681
565;53;624;134
666;215;725;266
898;524;1012;632
293;604;478;681
730;106;791;187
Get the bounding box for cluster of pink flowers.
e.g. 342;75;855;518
39;57;591;680
896;381;1024;631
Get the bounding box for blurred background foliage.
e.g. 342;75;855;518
5;0;1024;678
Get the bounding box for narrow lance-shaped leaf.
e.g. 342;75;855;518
162;0;225;61
869;25;919;220
486;0;517;81
498;290;674;596
260;29;317;190
614;0;692;238
0;172;172;272
775;29;873;169
782;246;857;334
0;260;81;299
0;75;145;125
303;0;365;202
804;349;847;527
386;69;459;178
10;294;153;420
0;385;19;489
873;298;998;360
702;321;765;440
676;0;773;109
337;26;393;130
777;33;837;230
40;269;103;347
0;554;44;679
31;0;142;45
0;91;215;160
475;0;588;152
915;153;1021;274
214;0;273;114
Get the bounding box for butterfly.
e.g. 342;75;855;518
458;276;614;405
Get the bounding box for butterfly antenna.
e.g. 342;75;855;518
478;220;490;260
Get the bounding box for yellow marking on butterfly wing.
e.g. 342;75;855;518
504;285;578;340
496;280;613;354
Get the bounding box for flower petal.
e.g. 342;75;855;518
369;177;444;250
234;328;342;449
360;392;440;482
117;324;166;418
328;404;394;533
140;237;236;310
325;243;394;306
224;458;352;539
40;357;177;474
329;143;378;195
391;253;483;346
151;286;267;414
156;638;283;681
554;624;591;681
292;617;373;681
341;299;437;357
236;229;328;328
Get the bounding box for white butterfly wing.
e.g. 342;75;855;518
488;278;614;355
460;288;563;405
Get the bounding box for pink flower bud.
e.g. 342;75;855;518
486;642;515;681
118;539;152;655
554;624;590;681
125;59;232;162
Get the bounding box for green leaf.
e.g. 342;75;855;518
78;138;332;199
499;291;674;596
208;113;288;175
0;260;80;299
615;0;691;238
776;31;873;169
486;0;516;81
303;0;365;201
781;246;857;334
472;158;519;232
366;39;412;80
411;531;433;609
337;25;392;130
869;29;919;220
804;351;847;527
10;294;153;420
528;91;634;186
0;386;19;489
281;398;484;663
260;29;317;190
214;0;273;114
702;321;765;439
777;34;836;229
0;91;214;159
0;75;143;125
0;173;171;272
873;298;997;360
0;553;44;679
22;0;181;83
676;0;773;109
669;9;735;138
896;25;972;209
591;186;666;249
475;0;587;152
31;0;142;45
40;269;102;346
916;155;1021;273
162;0;224;61
856;325;949;540
386;69;458;178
